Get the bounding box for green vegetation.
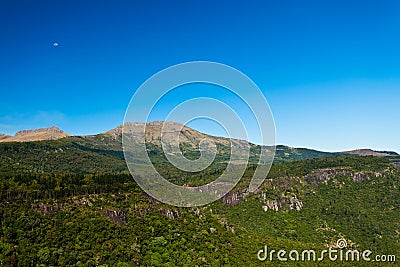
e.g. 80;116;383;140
0;138;126;174
0;138;399;266
0;135;352;175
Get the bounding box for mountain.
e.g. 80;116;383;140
102;121;398;160
0;122;397;158
102;121;243;147
0;126;70;143
340;148;399;157
0;133;10;140
1;122;399;265
0;122;398;175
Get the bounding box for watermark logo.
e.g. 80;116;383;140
336;238;347;249
257;238;396;263
122;61;276;207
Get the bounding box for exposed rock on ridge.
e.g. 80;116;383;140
0;126;70;143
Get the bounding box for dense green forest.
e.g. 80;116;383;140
0;137;399;266
0;136;348;175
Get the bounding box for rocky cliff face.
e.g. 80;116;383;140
304;168;382;187
104;209;129;225
0;126;70;142
261;195;303;212
305;168;352;187
221;190;249;206
216;167;387;214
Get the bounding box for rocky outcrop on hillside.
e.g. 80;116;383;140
259;168;384;212
305;168;352;187
351;171;381;183
261;195;303;212
219;219;235;233
104;209;128;225
135;193;181;220
219;167;385;212
303;168;383;187
159;208;180;220
221;189;249;206
32;202;66;215
32;196;95;215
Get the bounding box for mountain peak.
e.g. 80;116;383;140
15;126;65;136
101;121;226;147
0;126;70;143
102;121;185;138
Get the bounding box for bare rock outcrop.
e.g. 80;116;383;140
104;209;128;225
32;203;65;215
261;195;303;212
305;168;352;187
159;208;180;220
221;190;248;206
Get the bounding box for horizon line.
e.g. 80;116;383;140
1;122;399;155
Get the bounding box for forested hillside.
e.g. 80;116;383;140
0;125;399;265
1;152;399;266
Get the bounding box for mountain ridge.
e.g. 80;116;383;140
340;148;398;157
0;122;398;156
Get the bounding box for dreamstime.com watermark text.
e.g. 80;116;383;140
257;239;396;263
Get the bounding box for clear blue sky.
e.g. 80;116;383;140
0;0;399;152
